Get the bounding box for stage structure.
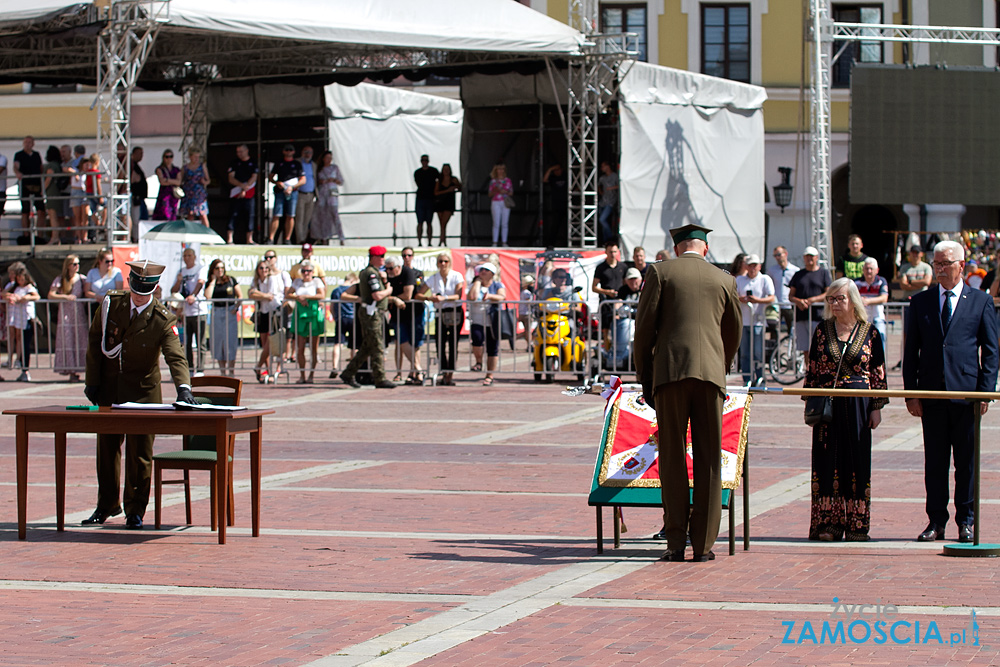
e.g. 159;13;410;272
807;0;1000;265
0;0;636;249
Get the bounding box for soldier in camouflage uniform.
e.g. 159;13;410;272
82;259;195;529
340;245;396;389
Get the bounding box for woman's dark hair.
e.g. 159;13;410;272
12;266;36;287
46;145;61;163
728;253;747;276
208;258;227;280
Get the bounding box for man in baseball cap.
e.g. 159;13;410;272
788;245;832;353
291;242;326;284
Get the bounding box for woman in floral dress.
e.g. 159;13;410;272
804;277;888;542
179;147;210;227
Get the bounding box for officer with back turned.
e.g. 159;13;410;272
340;245;396;389
82;259;195;529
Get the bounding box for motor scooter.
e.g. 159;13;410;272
532;293;587;383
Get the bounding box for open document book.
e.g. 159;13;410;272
112;402;247;412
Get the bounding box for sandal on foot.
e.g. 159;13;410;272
414;371;426;386
482;376;494;386
471;363;483;372
392;373;403;383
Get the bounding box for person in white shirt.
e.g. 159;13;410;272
417;252;465;385
170;247;208;374
735;254;775;385
767;245;799;334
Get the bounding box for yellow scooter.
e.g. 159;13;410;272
532;295;587;383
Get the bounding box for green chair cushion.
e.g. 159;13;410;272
153;450;232;462
186;394;238;452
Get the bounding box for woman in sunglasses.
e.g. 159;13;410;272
152;149;181;221
417;252;465;385
84;248;123;300
286;260;325;383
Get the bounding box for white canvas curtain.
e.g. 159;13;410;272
618;62;767;262
326;83;463;244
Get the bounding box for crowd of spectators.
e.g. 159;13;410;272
0;137;107;245
9;215;997;387
2;138;625;251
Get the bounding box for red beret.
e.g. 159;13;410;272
369;245;387;256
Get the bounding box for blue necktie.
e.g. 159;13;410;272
941;291;953;330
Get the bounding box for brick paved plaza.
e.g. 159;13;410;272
1;369;998;666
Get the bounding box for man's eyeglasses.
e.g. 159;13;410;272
264;254;276;260
402;253;413;258
825;295;849;304
932;260;959;269
164;154;173;158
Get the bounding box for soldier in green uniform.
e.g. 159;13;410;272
340;245;396;389
82;259;195;529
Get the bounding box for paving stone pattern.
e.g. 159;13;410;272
0;370;997;665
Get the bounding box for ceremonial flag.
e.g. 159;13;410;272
596;390;750;489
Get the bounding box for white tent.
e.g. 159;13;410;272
162;0;583;55
325;83;463;243
618;62;767;262
0;0;584;88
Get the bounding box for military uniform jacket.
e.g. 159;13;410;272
85;291;191;406
358;265;388;312
633;253;743;393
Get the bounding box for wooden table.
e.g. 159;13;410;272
3;406;274;544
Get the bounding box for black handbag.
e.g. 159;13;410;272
499;306;516;349
804;322;857;427
804;396;833;426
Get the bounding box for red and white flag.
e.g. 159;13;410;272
598;390;750;489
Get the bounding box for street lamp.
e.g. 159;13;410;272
773;167;793;213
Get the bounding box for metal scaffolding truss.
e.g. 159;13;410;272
808;2;1000;266
180;80;210;155
564;0;636;248
833;22;1000;45
95;0;167;244
807;0;833;266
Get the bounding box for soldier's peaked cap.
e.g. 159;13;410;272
669;224;712;245
126;259;166;295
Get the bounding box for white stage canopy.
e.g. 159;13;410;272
325;83;463;243
164;0;583;55
0;0;584;87
618;62;767;263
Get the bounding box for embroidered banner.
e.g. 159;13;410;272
597;390;751;489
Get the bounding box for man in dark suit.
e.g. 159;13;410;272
634;224;742;562
903;240;999;543
83;260;195;530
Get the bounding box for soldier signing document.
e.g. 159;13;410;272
82;259;195;530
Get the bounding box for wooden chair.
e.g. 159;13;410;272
153;376;243;530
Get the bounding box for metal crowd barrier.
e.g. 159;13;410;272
2;296;919;386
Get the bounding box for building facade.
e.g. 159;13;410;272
527;0;1000;269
